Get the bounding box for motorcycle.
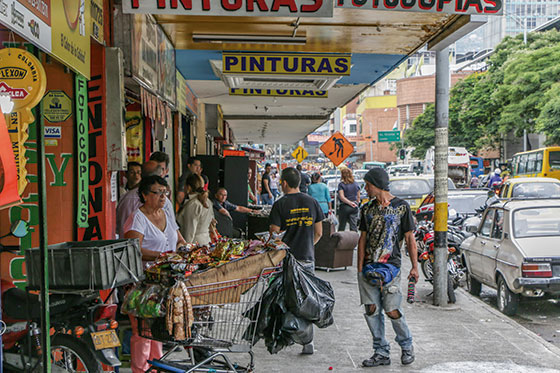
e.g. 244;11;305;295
415;218;466;304
1;221;121;372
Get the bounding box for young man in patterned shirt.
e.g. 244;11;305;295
357;168;419;367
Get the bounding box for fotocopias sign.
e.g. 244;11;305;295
336;0;502;14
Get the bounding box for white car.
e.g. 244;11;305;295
461;199;560;315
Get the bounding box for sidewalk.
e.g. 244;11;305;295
252;259;560;372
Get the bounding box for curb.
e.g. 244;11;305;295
458;287;560;359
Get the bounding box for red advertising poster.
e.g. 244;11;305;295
0;111;22;209
77;42;117;241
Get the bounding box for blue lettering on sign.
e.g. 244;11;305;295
225;56;238;70
334;58;350;73
44;126;61;139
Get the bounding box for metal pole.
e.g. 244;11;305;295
434;47;450;307
37;98;51;369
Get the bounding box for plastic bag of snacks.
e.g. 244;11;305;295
121;284;144;316
137;284;166;318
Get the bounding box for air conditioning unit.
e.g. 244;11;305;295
210;60;342;91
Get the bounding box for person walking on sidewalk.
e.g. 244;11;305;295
357;167;419;367
269;167;324;355
261;163;274;205
337;167;360;232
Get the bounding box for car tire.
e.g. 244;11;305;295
466;271;482;296
497;275;519;316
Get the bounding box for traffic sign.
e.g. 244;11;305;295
320;131;354;166
378;130;401;142
292;146;308;163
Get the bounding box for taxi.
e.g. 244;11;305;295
388;176;455;212
498;177;560;199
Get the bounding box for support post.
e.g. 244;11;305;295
434;47;450;307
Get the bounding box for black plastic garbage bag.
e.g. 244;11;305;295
283;254;335;328
280;311;313;345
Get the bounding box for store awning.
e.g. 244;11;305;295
153;9;484;144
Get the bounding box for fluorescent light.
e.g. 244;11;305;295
192;33;306;45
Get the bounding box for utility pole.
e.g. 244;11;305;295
433;47;450;307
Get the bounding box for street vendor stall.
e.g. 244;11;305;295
121;237;286;372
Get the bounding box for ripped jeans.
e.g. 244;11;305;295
357;271;413;357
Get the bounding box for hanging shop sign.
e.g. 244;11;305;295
222;53;351;76
0;0;52;53
132;14;158;91
158;27;175;105
185;81;198;117
176;70;187;116
125;111;143;163
42;90;72;122
335;0;502;15
123;0;333;17
75;74;88;228
0;48;47;194
0;110;21;209
230;88;328;98
51;0;91;79
90;0;104;44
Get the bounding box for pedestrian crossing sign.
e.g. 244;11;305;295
320;131;354;166
292;146;309;163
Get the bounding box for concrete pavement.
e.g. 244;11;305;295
252;259;560;372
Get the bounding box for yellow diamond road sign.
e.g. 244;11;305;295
292;146;308;163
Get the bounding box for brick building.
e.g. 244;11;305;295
397;72;473;130
356;95;399;163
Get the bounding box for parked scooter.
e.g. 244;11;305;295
1;221;121;372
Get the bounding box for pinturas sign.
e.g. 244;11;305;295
123;0;333;17
223;53;351;76
336;0;502;15
230;88;328;98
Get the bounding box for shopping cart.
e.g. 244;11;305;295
136;266;281;373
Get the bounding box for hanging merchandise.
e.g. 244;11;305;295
0;110;21;209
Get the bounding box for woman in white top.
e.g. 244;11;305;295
123;175;186;373
270;171;280;201
177;173;215;245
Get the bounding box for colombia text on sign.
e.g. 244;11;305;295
223;53;351;76
336;0;502;15
123;0;333;17
230;88;328;98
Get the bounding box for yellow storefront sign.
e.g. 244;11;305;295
0;48;47;194
51;0;91;79
223;53;351;76
43;90;73;122
230;88;328;98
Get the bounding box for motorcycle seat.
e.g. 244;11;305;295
2;288;98;320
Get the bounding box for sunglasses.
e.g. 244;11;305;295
149;189;170;197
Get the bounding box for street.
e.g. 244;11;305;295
480;287;560;347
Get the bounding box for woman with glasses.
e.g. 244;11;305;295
123;175;186;373
177;173;215;245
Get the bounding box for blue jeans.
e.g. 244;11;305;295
261;193;273;205
357;271;413;356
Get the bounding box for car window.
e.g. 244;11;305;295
480;209;495;237
492;209;504;239
447;194;488;214
511;182;560;198
513;207;560;238
389;179;431;196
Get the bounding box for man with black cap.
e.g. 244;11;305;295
358;167;419;367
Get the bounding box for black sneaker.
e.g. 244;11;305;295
362;354;391;367
401;348;415;365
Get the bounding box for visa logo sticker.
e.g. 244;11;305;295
223;53;351;76
44;126;61;139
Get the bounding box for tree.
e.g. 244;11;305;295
404;104;435;158
536;83;560;145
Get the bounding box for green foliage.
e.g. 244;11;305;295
403;30;560;156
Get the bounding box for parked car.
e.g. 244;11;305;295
416;189;490;221
461;199;560;316
498;177;560;199
389;176;455;212
387;164;415;176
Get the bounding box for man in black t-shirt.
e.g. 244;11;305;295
357;168;419;368
296;164;311;194
261;163;273;205
269;167;324;355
